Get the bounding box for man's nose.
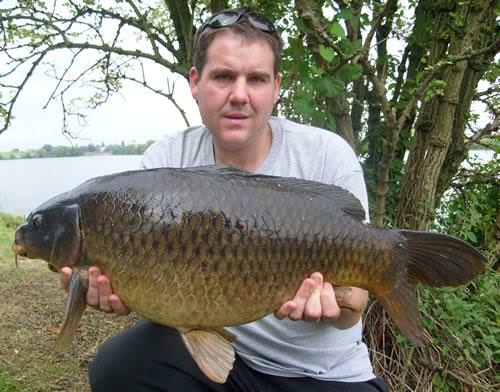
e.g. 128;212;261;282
229;78;249;104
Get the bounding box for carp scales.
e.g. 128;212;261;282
12;165;485;383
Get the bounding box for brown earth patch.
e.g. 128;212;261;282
0;256;138;391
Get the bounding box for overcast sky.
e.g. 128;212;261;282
0;65;201;151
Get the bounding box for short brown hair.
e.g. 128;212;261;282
192;9;284;76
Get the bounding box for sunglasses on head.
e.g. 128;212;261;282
200;8;276;34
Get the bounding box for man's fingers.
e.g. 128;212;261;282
303;273;324;321
86;267;101;307
320;282;341;321
289;277;316;320
275;301;297;320
303;287;322;321
334;286;353;307
109;294;131;316
97;275;113;312
60;266;72;291
61;265;129;315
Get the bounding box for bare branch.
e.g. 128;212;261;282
124;0;161;59
122;62;190;127
397;39;500;130
474;86;499;99
466;116;500;147
358;0;397;61
0;1;194;135
41;48;85;109
294;0;347;59
0;52;46;134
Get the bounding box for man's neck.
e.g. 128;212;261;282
213;125;272;173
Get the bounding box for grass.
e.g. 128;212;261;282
2;212;497;391
0;213;136;391
0;371;26;392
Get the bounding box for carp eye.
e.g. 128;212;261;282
31;214;42;229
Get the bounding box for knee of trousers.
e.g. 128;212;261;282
88;321;181;390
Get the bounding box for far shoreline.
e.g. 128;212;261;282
0;141;154;160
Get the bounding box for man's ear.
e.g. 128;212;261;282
273;73;281;104
189;66;200;101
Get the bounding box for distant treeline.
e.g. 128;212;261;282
0;141;155;160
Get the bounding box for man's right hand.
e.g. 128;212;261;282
60;266;130;315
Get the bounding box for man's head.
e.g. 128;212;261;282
189;10;281;165
189;8;283;161
193;8;284;76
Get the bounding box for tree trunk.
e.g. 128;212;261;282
396;0;496;230
436;6;498;200
210;0;228;14
165;0;195;69
294;0;356;147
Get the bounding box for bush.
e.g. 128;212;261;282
365;155;499;391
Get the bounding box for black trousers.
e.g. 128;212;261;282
89;321;388;392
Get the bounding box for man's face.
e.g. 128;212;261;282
189;32;281;151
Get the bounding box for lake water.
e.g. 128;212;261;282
0;155;142;215
0;150;495;216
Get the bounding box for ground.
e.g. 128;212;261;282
0;216;137;392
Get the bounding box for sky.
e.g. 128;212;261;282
0;2;491;153
0;63;201;151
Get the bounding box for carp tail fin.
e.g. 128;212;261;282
377;283;429;346
179;327;236;384
378;230;486;346
55;270;88;350
399;230;486;287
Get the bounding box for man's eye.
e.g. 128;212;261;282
249;76;266;83
215;74;232;81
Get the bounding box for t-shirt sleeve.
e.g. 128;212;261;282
141;138;172;169
325;138;370;223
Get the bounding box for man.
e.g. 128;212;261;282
62;7;387;391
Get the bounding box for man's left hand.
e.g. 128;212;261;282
274;272;368;328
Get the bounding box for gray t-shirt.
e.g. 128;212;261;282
141;116;375;382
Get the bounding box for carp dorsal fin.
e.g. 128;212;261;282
55;270;88;350
184;164;366;222
179;327;236;384
276;178;366;221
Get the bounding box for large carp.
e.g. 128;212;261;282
12;165;485;383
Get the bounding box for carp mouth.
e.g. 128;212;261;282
11;242;58;271
11;242;27;268
11;242;28;257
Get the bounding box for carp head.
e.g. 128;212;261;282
12;203;82;271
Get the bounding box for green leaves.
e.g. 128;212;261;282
313;76;344;97
436;158;499;250
328;22;345;39
338;63;363;81
319;44;335;63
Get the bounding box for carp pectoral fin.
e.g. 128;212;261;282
377;282;430;346
55;271;88;350
179;327;236;384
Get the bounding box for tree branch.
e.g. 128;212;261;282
466;116;500;148
397;38;500;130
123;63;191;127
0;1;195;135
0;52;46;134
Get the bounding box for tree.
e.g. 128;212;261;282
286;0;498;229
1;1;498;389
